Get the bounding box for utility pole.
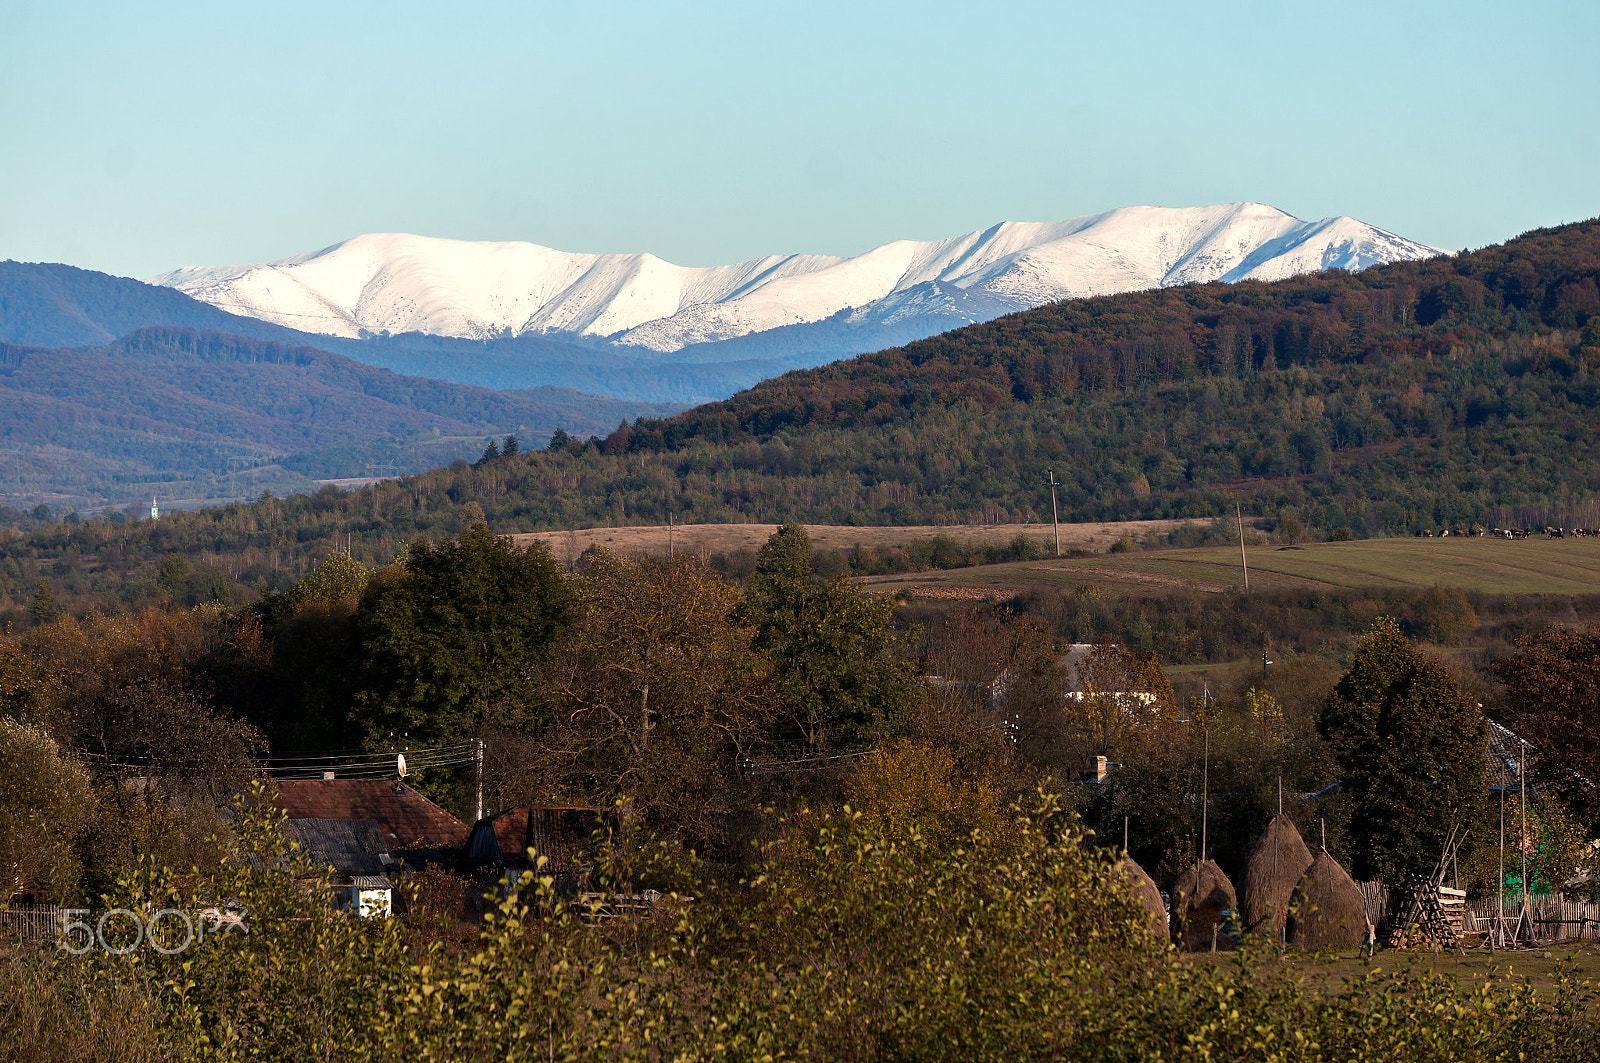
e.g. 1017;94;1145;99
1237;501;1249;592
1519;738;1528;911
474;737;485;822
1200;726;1210;864
1047;470;1061;558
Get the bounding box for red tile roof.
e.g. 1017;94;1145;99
273;780;468;850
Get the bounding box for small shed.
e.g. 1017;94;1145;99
465;806;609;872
349;875;394;919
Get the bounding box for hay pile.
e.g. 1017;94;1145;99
1171;859;1237;950
1118;857;1167;937
1287;851;1369;949
1241;813;1313;937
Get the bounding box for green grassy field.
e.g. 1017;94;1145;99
861;536;1600;599
1191;943;1600;999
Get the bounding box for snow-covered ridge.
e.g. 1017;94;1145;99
149;204;1445;352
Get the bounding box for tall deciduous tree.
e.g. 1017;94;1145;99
23;607;262;870
351;525;571;745
1318;618;1486;882
544;549;770;830
745;525;918;752
1063;640;1178;758
0;717;95;902
247;551;376;750
1489;623;1600;814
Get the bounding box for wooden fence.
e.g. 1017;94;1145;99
1464;897;1600;942
1356;880;1390;928
0;905;62;943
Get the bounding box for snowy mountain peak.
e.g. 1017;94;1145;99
149;204;1445;353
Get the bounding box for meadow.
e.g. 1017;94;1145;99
512;518;1194;567
859;535;1600;600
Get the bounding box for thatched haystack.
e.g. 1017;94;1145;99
1171;859;1237;950
1241;813;1313;937
1118;857;1167;937
1287;851;1368;950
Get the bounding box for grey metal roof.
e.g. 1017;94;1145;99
283;819;391;876
1487;722;1537;792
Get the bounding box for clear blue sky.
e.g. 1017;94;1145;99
3;0;1597;278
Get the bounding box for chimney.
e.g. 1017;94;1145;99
1086;755;1108;782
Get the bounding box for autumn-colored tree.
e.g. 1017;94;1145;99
1319;618;1486;882
923;608;1064;785
1466;792;1596;895
850;739;1009;850
0;632;62;729
1490;623;1600;814
1064;640;1178;758
23;607;262;871
0;717;95;901
1411;584;1477;644
1243;687;1284;745
544;550;772;832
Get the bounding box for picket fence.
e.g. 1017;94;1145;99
0;904;63;943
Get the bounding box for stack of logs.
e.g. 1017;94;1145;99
1384;873;1459;949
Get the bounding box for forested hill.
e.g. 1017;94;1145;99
612;220;1600;452
0;260;317;349
5;219;1600;624
575;217;1600;533
0;326;677;502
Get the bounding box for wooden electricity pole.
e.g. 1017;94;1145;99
1237;501;1250;592
1201;727;1210;864
1047;470;1061;558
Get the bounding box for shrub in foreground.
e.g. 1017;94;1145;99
3;786;1593;1061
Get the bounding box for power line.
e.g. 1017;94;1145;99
82;739;481;778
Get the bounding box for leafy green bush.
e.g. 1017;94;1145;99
5;784;1593;1061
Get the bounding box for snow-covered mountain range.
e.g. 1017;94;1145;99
150;204;1445;357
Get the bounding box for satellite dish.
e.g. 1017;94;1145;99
396;754;408;778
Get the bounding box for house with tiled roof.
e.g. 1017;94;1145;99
273;779;469;861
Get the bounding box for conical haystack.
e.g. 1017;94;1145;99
1171;859;1237;950
1118;857;1167;937
1241;813;1314;937
1287;850;1368;950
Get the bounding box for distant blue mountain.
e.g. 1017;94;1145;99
0;260;783;403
